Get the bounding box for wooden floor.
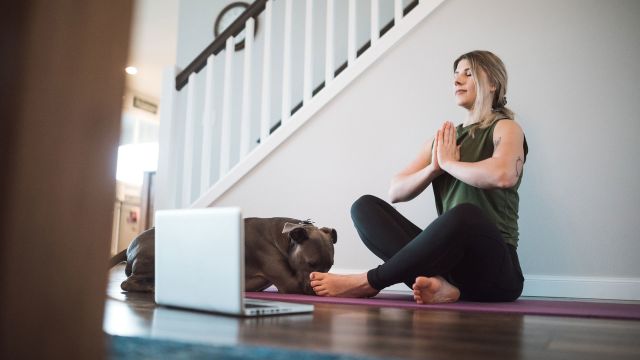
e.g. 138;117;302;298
104;265;640;359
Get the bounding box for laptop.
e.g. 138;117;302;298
154;207;314;316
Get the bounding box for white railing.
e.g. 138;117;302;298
157;0;445;210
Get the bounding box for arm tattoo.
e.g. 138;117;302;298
515;156;524;178
493;137;502;153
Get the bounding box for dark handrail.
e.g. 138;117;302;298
175;0;420;93
175;0;267;91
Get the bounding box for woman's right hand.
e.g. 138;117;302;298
431;129;442;174
388;129;445;203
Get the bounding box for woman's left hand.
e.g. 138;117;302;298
437;121;460;171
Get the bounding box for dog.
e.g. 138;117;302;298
109;217;337;295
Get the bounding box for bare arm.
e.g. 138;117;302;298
388;134;444;203
438;120;525;189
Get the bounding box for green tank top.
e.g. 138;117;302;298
432;118;528;248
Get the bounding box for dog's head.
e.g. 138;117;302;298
282;222;337;295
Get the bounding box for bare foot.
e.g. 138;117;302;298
309;272;379;298
412;276;460;304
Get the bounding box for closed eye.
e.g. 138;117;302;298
454;69;473;77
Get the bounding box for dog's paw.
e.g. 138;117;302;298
120;277;154;292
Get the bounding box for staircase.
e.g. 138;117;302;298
156;0;446;210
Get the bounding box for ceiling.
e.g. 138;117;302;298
125;0;179;101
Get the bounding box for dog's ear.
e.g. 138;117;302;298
320;227;337;244
288;227;308;244
282;222;303;233
282;222;309;244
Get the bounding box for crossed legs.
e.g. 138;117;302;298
310;195;523;303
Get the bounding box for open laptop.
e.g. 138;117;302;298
154;207;314;317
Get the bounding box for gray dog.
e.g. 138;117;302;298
109;218;337;295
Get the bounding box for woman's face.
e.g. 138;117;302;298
454;58;478;110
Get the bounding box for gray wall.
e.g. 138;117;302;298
177;0;640;296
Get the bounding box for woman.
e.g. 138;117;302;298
310;50;527;303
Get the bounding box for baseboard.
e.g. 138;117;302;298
329;268;640;301
521;274;640;301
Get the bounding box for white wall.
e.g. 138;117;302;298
127;0;179;99
177;0;640;299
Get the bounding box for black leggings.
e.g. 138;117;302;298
351;195;524;302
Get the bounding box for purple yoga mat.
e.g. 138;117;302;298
245;291;640;320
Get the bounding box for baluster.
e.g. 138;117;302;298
240;18;255;158
303;0;314;103
371;0;379;46
200;55;215;194
281;0;293;124
325;0;334;85
182;73;197;206
260;0;273;143
348;0;357;65
220;36;234;176
395;0;403;26
157;66;179;210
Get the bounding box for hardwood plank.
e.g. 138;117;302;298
105;266;640;359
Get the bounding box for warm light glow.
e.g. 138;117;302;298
125;66;138;75
116;143;158;185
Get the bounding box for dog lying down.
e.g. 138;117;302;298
109;217;337;295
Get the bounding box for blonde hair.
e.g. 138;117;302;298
454;50;514;136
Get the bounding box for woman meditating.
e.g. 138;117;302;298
310;50;527;303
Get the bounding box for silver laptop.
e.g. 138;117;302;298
154;207;314;316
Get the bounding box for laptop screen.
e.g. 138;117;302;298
154;207;245;314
